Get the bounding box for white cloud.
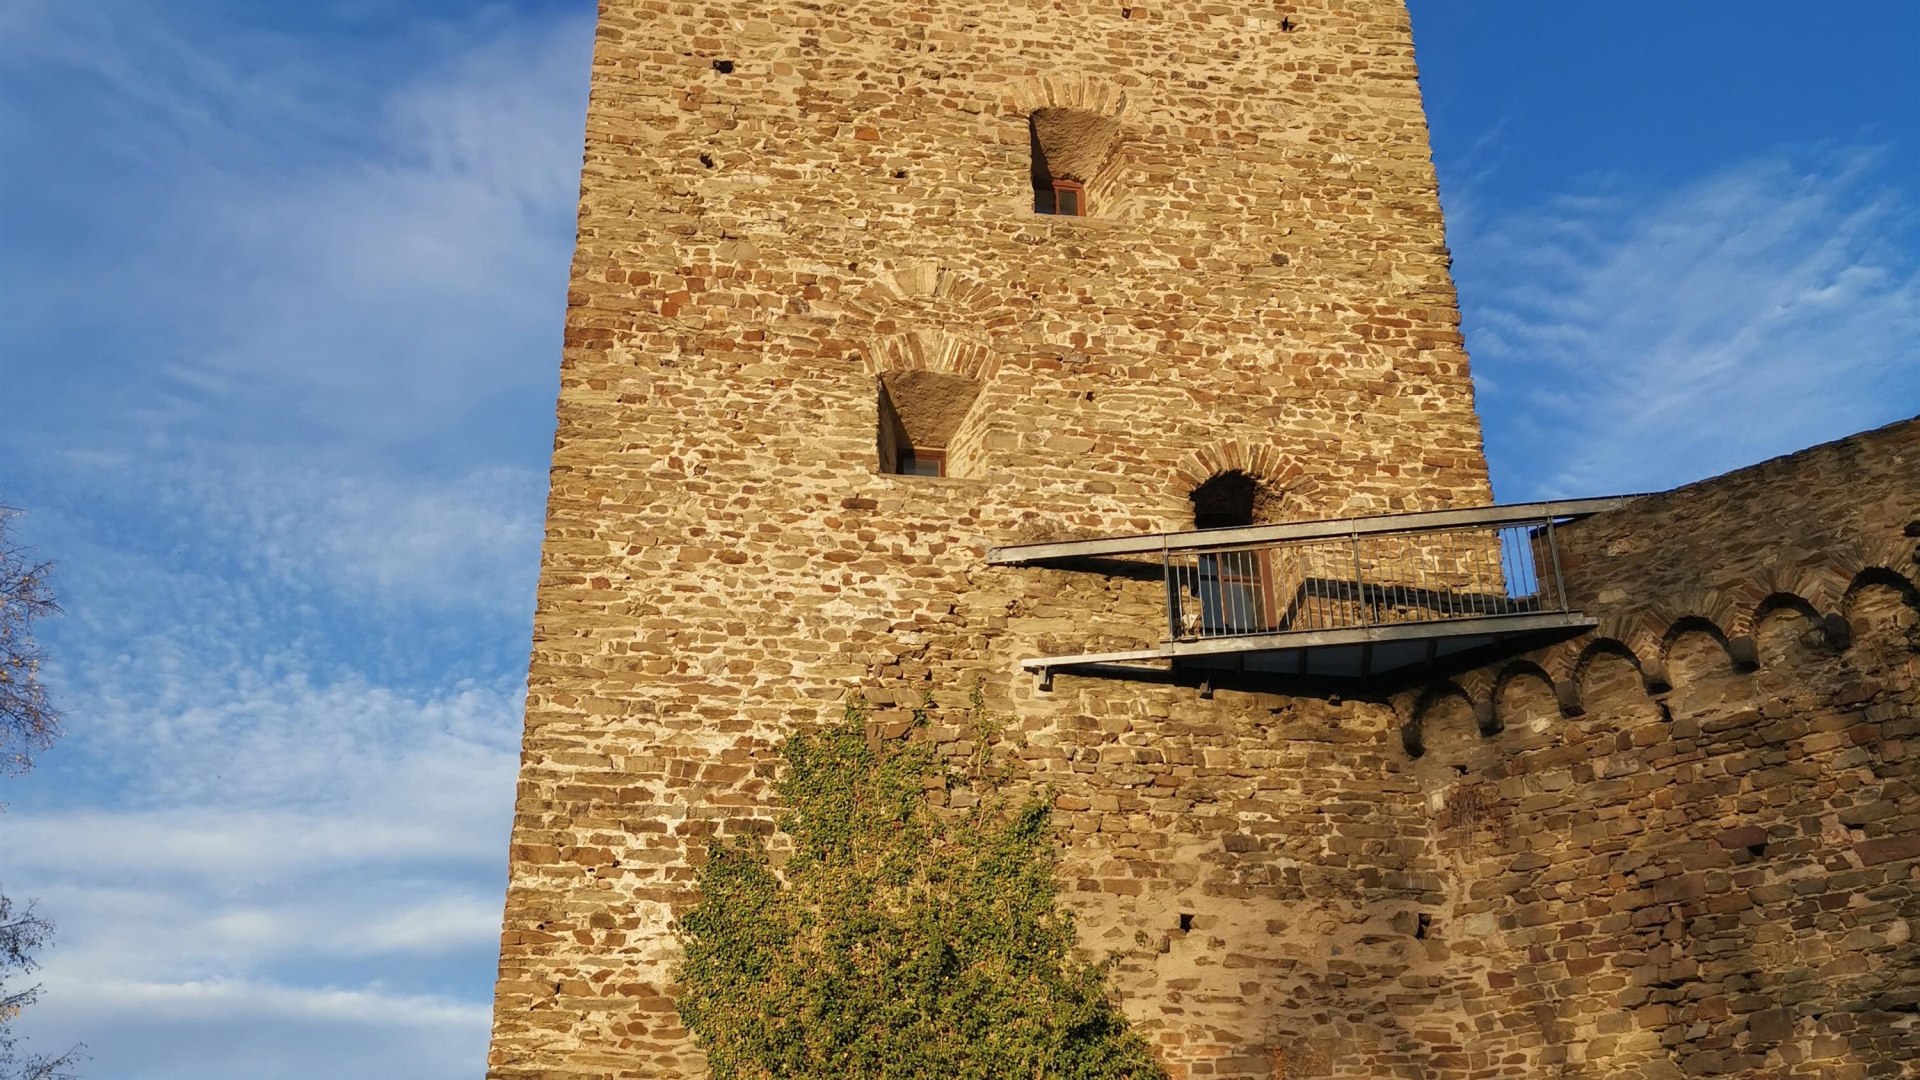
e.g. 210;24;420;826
0;665;522;1080
1;0;589;533
24;976;487;1080
0;5;595;1078
1458;145;1920;499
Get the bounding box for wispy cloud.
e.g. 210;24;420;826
0;661;525;1080
1;0;587;459
24;976;488;1080
1456;145;1920;499
0;3;594;1078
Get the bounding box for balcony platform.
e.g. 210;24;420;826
1020;612;1596;690
992;498;1639;692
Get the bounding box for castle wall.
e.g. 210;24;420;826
489;1;1493;1077
1402;418;1920;1080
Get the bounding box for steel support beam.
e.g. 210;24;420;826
1017;611;1597;674
986;497;1644;565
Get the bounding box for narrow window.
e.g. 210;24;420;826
1188;472;1277;634
1029;108;1118;217
896;448;946;477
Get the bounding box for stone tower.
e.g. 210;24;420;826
488;1;1497;1077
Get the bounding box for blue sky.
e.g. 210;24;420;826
0;2;1914;1078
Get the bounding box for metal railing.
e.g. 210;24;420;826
1160;516;1569;643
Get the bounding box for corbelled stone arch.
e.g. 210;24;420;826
1752;590;1826;631
1659;615;1754;715
1573;637;1659;705
1406;683;1500;788
1660;614;1754;679
1595;611;1672;693
1491;661;1561;735
1782;559;1860;618
1403;682;1478;761
1751;591;1839;668
1668;584;1761;640
1842;565;1920;642
1005;76;1134;123
853;328;998;382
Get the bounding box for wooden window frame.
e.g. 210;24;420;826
1050;179;1086;217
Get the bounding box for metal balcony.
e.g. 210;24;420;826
987;498;1639;689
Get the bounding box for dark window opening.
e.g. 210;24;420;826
896;448;946;477
1183;471;1281;635
1177;912;1194;932
1190;471;1259;529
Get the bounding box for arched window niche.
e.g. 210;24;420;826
1029;107;1120;217
1189;470;1284;529
1182;470;1291;635
876;370;985;478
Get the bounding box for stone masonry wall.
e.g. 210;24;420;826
489;1;1493;1077
1401;418;1920;1079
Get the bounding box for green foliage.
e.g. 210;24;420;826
675;697;1167;1080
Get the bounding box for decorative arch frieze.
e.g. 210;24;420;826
1390;562;1919;757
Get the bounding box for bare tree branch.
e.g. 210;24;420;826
0;506;80;1079
0;505;62;777
0;896;82;1080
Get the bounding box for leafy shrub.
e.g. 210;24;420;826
675;699;1166;1080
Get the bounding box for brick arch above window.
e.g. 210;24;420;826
852;328;998;383
1171;444;1321;525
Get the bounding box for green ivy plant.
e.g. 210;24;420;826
674;696;1167;1080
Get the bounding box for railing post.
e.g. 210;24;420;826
1545;517;1568;612
1350;530;1369;626
1163;539;1182;640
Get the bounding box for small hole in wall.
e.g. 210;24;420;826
1083;391;1095;401
1415;913;1431;940
1281;16;1294;31
1177;913;1194;933
1120;6;1132;17
699;153;715;169
712;59;734;74
1748;842;1768;857
893;169;908;179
